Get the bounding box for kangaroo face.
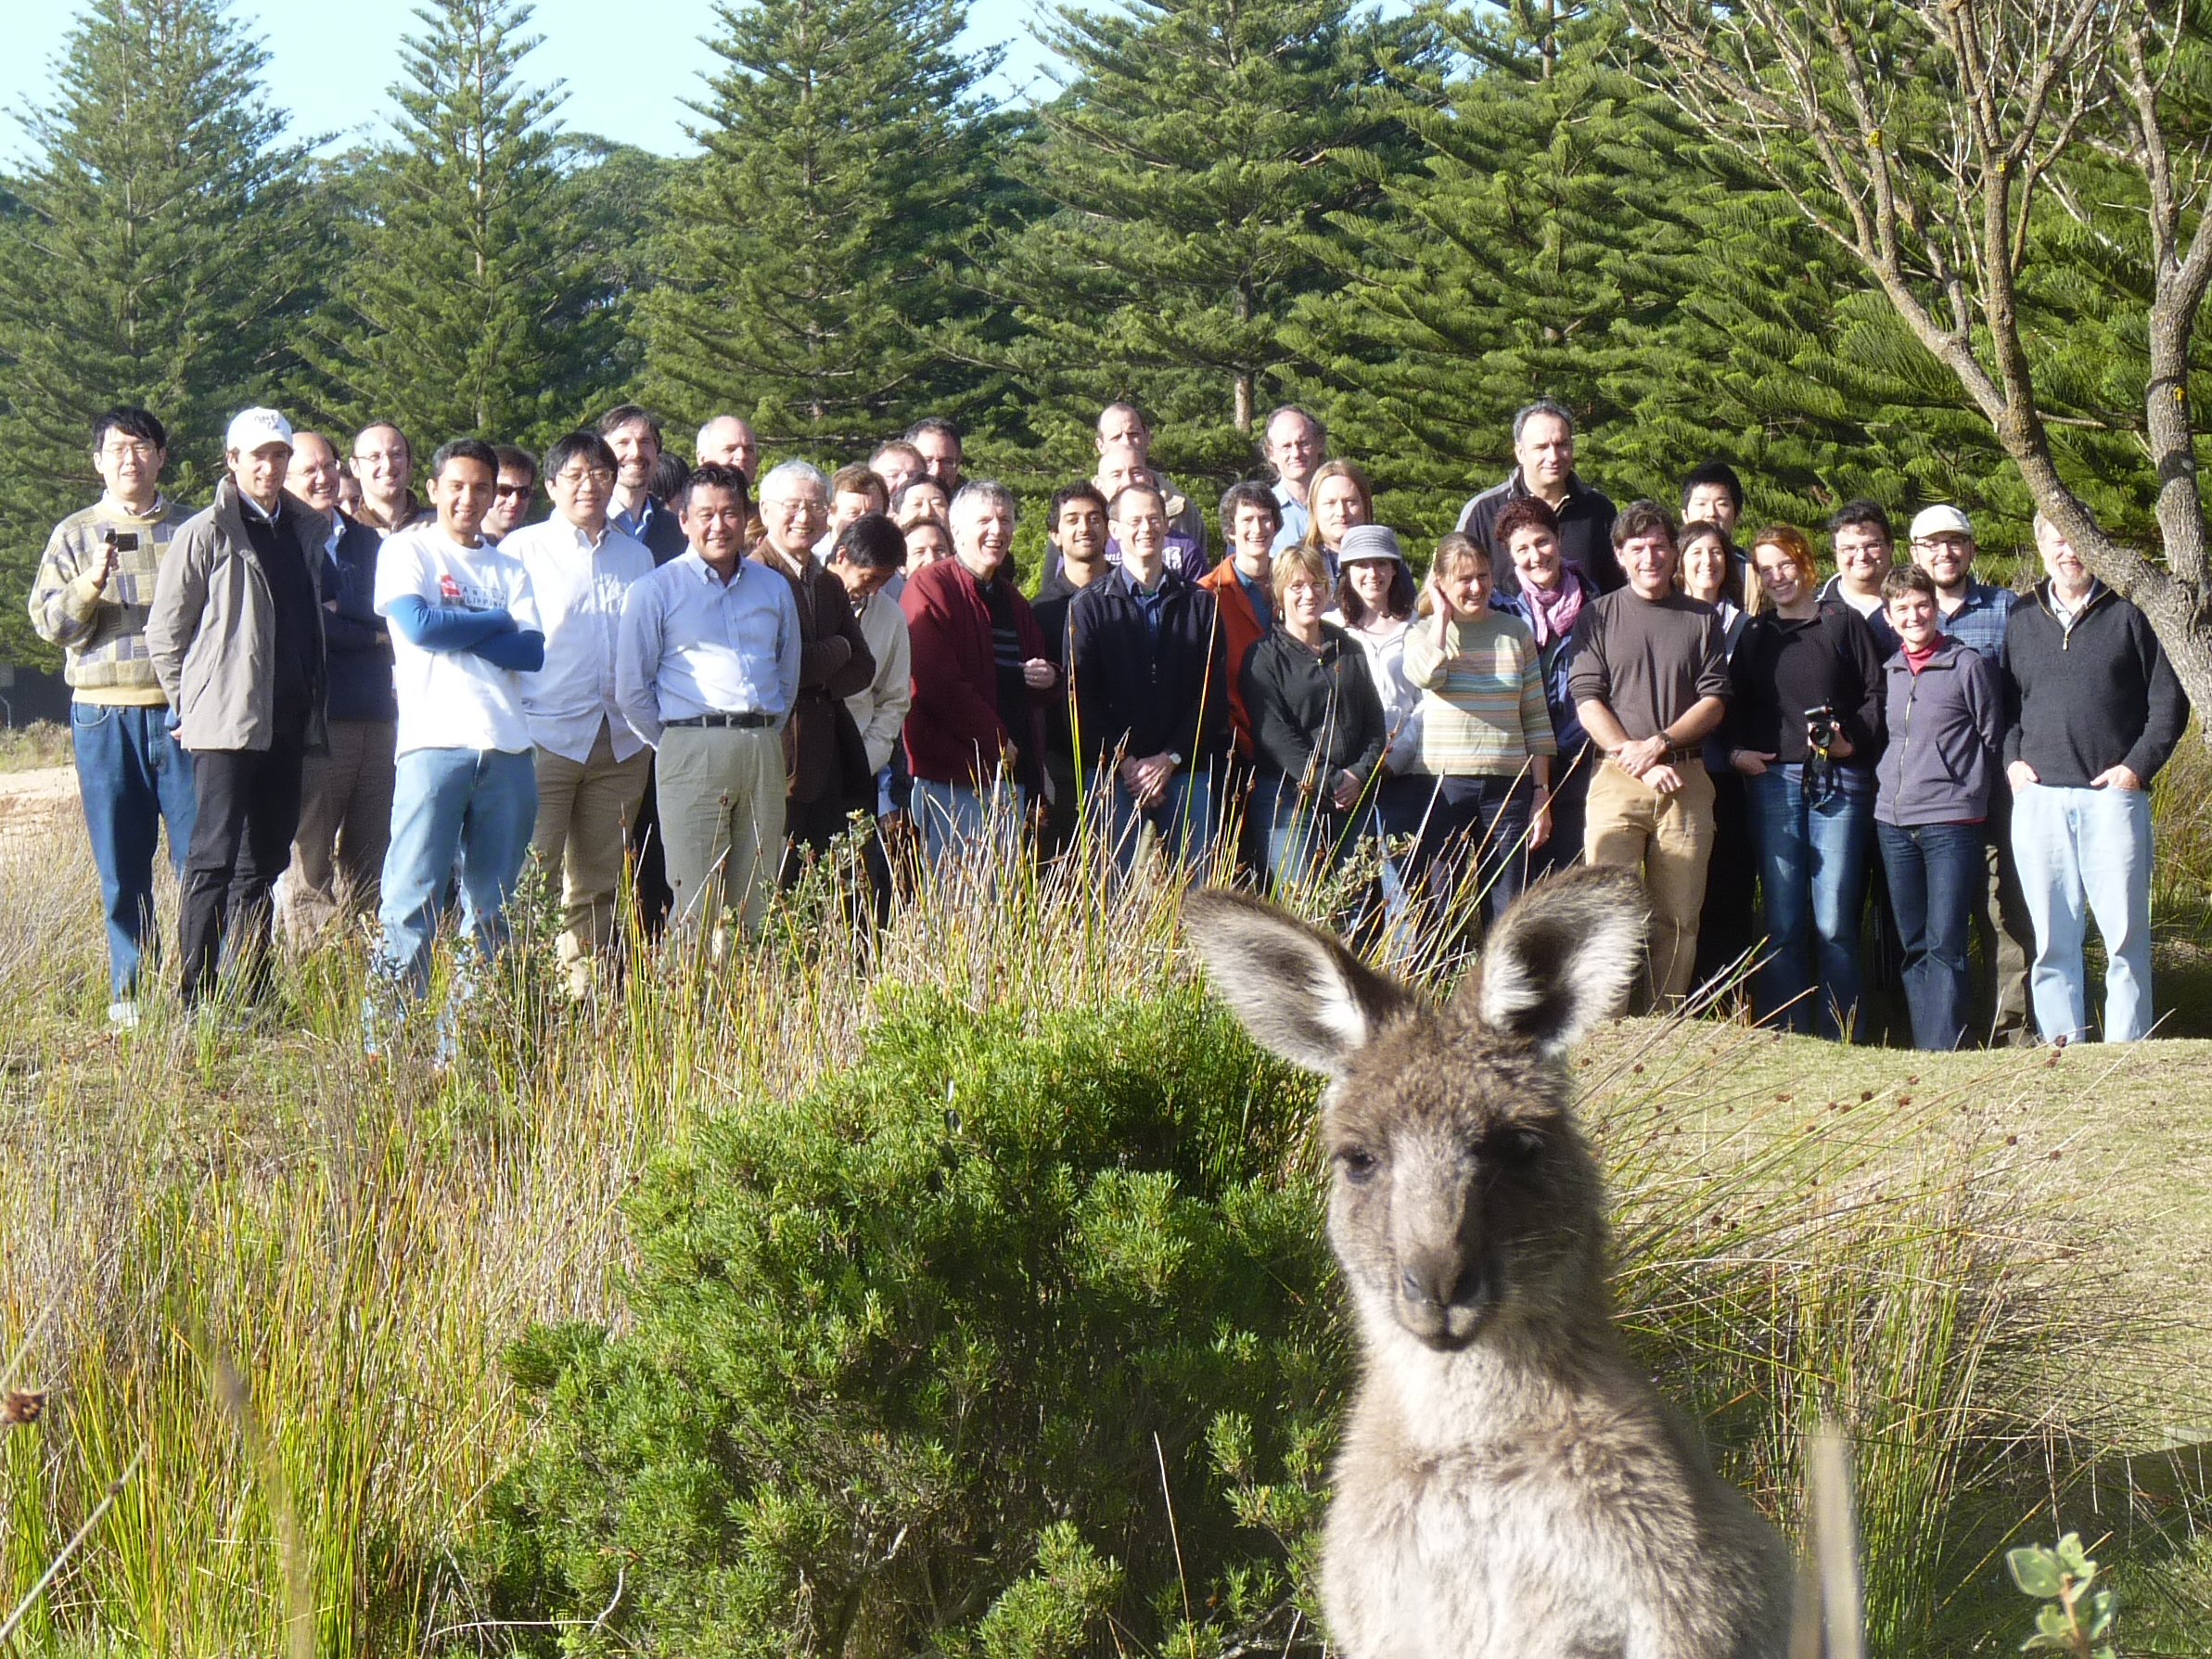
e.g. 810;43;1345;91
1184;868;1646;1353
1324;1020;1604;1350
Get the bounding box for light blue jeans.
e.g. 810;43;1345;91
366;747;539;1046
1109;769;1215;874
1745;763;1874;1040
2011;782;2154;1042
912;777;1023;863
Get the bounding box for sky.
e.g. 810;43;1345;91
3;0;1058;162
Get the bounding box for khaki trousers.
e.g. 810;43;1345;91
657;723;786;943
286;718;397;950
1584;758;1716;1004
531;721;653;970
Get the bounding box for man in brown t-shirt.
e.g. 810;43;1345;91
1567;500;1730;1002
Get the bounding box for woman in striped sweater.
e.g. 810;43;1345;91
1402;532;1557;927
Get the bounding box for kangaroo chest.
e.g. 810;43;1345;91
1325;1435;1690;1658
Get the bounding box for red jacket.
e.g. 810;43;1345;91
901;558;1050;787
1198;559;1269;760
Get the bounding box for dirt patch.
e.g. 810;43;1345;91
0;765;79;849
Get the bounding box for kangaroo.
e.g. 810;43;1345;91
1185;866;1794;1659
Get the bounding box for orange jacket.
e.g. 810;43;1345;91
1198;559;1270;760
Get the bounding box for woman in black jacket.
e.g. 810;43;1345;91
1727;525;1886;1039
1243;546;1387;891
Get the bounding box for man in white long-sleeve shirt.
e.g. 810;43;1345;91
505;431;656;991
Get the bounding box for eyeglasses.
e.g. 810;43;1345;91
99;441;160;461
552;467;615;488
494;482;535;498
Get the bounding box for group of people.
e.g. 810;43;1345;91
26;391;2189;1053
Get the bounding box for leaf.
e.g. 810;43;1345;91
2008;1546;2065;1600
2036;1602;2075;1640
2055;1533;2095;1577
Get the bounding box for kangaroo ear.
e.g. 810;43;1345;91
1183;889;1414;1078
1463;866;1647;1053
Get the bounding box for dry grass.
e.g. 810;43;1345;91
0;798;2203;1653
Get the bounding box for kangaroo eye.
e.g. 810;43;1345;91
1492;1129;1545;1165
1336;1147;1379;1182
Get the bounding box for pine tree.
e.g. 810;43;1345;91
981;0;1433;486
300;0;617;451
1289;0;1708;533
0;0;311;666
641;0;991;456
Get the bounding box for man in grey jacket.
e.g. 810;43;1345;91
147;408;328;1009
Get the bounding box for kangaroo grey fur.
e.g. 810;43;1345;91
1186;866;1793;1659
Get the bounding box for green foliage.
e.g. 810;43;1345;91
478;989;1342;1656
298;0;619;449
1296;0;1705;531
982;0;1436;494
641;0;993;456
2007;1533;2117;1657
0;0;312;665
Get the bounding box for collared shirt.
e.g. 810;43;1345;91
2047;579;2103;634
1272;480;1311;552
1235;566;1274;635
616;549;801;747
1936;578;2019;670
506;516;656;763
1130;570;1172;642
611;493;669;544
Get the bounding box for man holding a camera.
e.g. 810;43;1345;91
27;406;199;1029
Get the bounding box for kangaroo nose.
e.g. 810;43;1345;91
1400;1256;1474;1310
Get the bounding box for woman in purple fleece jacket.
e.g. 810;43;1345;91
1873;567;2004;1050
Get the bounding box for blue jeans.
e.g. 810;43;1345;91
1746;763;1873;1039
1875;820;1985;1050
912;777;1023;863
1253;772;1361;892
70;700;197;998
1109;769;1215;873
1410;772;1535;928
2011;783;2154;1042
369;747;539;1008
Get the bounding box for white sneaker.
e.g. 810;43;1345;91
107;1001;140;1031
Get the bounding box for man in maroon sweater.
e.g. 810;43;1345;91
901;481;1057;859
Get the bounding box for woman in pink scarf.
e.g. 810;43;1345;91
1487;496;1596;876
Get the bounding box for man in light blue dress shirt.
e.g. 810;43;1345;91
616;462;800;943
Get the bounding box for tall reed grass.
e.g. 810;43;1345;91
0;790;2186;1654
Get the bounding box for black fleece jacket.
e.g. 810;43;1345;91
1241;623;1387;788
2002;581;2189;786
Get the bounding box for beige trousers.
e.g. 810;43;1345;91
531;721;653;969
656;723;786;942
1584;758;1716;1003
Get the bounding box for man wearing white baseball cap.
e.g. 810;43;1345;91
1906;502;2033;1044
148;406;329;1012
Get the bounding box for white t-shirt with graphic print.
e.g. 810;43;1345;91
374;525;541;757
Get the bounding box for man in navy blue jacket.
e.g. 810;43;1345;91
2005;511;2190;1042
285;430;398;947
1068;480;1230;870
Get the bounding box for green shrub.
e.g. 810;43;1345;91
475;989;1346;1658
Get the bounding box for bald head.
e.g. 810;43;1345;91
286;430;343;516
696;415;759;479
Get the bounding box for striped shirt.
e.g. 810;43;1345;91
1402;608;1557;776
27;495;194;705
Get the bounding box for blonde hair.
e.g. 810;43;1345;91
1272;544;1332;607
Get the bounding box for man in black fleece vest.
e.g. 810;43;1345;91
2003;512;2189;1043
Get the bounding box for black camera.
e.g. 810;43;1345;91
1804;704;1839;751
